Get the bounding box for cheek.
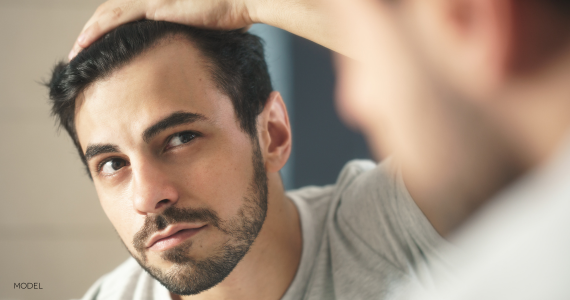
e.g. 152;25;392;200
177;138;257;219
96;185;141;249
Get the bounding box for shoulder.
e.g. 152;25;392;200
336;159;447;273
286;159;387;214
335;158;399;198
335;158;432;235
287;159;378;200
80;257;170;300
284;160;377;246
337;159;379;182
336;158;402;205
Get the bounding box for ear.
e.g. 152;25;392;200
450;0;512;81
408;0;514;99
257;91;292;173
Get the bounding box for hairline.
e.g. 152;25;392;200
73;32;256;149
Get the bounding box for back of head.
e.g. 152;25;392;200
549;0;570;11
47;20;272;169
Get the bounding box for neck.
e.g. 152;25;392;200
175;172;302;300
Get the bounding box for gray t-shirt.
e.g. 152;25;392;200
79;160;446;300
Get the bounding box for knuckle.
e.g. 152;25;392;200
111;7;124;19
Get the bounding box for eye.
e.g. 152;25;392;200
166;131;197;149
99;158;128;175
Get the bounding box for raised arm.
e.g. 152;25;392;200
69;0;359;60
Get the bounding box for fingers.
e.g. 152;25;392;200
67;0;256;61
69;0;147;61
68;23;98;61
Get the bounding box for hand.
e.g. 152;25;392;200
68;0;254;60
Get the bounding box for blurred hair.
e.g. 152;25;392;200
549;0;570;12
46;20;272;170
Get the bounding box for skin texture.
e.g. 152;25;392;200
74;38;301;299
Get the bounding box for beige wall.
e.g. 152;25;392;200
0;1;129;299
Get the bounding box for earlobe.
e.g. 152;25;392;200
478;0;513;85
258;91;292;173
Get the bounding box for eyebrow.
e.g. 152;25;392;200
84;144;120;162
142;111;207;143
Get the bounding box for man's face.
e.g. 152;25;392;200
74;38;267;295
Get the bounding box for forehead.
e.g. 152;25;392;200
74;38;236;149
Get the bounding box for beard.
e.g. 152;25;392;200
129;138;268;296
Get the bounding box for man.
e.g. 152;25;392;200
69;0;570;298
48;21;445;299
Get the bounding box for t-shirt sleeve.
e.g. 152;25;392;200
334;159;447;278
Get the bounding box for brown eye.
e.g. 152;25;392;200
100;158;128;175
166;131;197;149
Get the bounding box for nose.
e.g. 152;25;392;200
131;159;179;214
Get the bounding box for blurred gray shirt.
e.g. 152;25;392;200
398;137;570;300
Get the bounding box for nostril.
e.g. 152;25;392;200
156;199;170;209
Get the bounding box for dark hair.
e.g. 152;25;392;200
46;20;273;169
550;0;570;11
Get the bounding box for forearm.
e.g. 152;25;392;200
251;0;343;53
249;0;380;60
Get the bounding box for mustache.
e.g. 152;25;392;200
133;205;221;254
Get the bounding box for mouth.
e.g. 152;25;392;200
146;224;207;251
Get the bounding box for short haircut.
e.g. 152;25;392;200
46;20;273;170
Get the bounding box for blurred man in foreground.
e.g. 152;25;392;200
70;0;570;298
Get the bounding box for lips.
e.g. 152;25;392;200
146;224;207;251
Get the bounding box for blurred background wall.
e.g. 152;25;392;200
0;1;370;299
